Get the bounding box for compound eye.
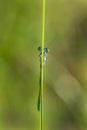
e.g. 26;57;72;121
44;48;49;53
38;46;42;51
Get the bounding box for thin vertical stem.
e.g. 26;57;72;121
40;0;45;129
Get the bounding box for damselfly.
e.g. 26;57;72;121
37;46;49;111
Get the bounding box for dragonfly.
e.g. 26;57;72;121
37;46;49;111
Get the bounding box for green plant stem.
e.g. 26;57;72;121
40;0;46;129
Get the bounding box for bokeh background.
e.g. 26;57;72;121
0;0;87;130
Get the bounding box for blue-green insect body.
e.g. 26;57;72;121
37;46;49;111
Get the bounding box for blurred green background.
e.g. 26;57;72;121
0;0;87;130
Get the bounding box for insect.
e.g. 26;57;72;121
37;46;49;111
38;46;49;64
